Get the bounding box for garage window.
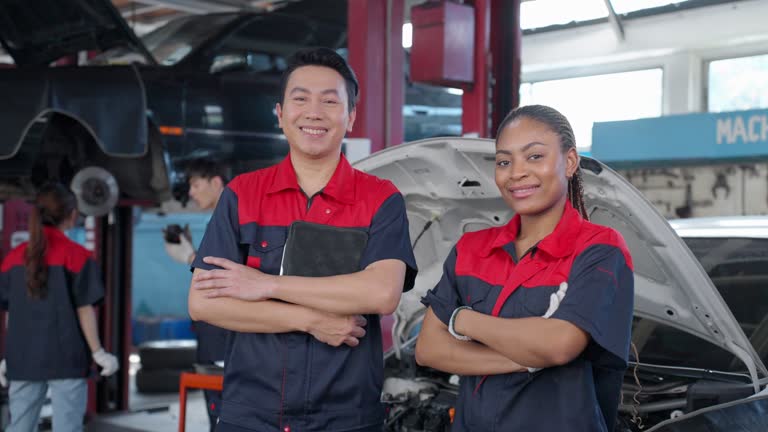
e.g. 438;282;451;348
708;53;768;112
520;68;663;150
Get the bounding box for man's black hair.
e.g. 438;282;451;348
279;47;359;113
184;159;229;183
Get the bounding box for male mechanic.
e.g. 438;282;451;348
164;159;229;432
188;47;417;432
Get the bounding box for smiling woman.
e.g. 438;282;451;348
493;105;587;224
415;104;635;432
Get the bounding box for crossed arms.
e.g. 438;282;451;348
188;256;406;347
415;307;589;375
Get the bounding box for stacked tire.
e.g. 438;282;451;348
136;340;197;393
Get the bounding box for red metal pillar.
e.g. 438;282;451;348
462;0;521;138
490;0;522;135
94;207;133;412
347;0;405;152
0;201;32;360
462;0;491;138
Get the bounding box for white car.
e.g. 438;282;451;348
354;137;768;432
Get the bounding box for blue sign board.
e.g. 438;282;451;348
592;108;768;166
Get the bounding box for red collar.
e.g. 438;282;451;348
266;154;356;204
482;202;584;258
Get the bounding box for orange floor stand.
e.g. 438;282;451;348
178;372;224;432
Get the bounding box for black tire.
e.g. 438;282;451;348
138;340;197;370
135;368;191;394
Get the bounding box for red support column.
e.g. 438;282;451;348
490;0;522;135
0;201;32;360
462;0;521;138
388;0;405;147
347;0;405;152
462;0;491;138
95;207;133;412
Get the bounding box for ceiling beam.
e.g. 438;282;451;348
120;4;167;17
131;0;241;14
131;8;187;22
112;0;135;7
603;0;625;41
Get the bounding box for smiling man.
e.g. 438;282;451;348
187;48;417;432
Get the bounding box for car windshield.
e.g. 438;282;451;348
634;236;768;374
140;14;239;65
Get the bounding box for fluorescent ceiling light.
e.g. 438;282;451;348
403;22;413;49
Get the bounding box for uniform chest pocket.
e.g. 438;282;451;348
520;285;560;317
241;228;286;275
462;284;497;315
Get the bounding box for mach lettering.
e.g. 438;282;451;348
717;115;768;144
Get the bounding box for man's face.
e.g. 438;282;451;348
276;65;356;161
188;175;223;210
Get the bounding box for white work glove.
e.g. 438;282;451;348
528;282;569;373
92;349;119;377
163;229;195;265
0;358;7;387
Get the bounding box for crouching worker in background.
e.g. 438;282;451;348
0;183;119;432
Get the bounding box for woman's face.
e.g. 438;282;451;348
494;116;578;217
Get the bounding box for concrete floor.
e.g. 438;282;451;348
85;381;211;432
84;359;213;432
34;364;213;432
0;354;213;431
15;382;210;432
87;393;210;432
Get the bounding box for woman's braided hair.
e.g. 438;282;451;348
495;104;589;220
25;182;77;299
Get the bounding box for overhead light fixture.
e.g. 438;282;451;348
402;23;413;49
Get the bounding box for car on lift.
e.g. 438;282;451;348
0;0;348;208
352;137;768;432
0;0;461;210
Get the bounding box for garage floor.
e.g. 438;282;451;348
84;373;210;432
29;379;210;432
87;394;209;432
78;359;211;432
18;358;211;431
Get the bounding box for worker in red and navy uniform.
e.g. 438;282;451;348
188;48;417;432
416;105;634;432
0;183;119;432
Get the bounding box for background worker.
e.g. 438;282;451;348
163;159;229;432
0;182;119;432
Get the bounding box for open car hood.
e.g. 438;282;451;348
0;0;155;66
353;137;767;383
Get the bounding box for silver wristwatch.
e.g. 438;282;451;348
448;306;473;341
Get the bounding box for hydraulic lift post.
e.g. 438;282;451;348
462;0;522;138
94;206;134;413
347;0;406;151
